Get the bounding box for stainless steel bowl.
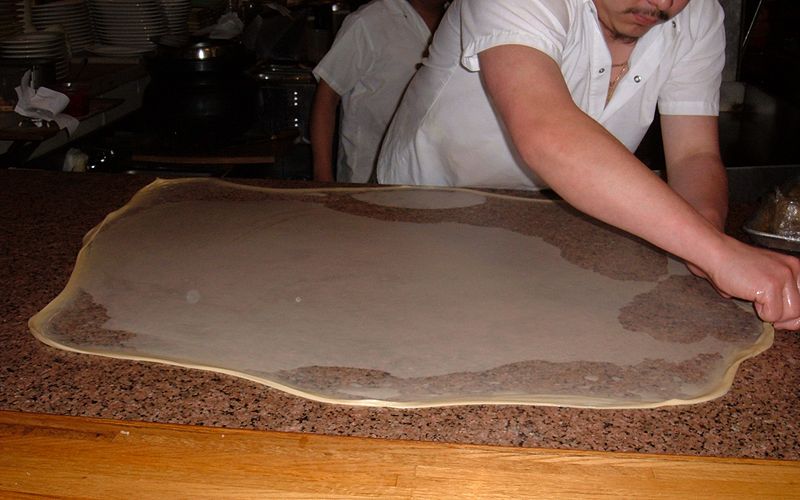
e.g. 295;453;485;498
744;175;800;253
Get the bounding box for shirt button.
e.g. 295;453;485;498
599;68;605;74
634;75;642;83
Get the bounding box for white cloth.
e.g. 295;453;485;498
377;0;725;190
15;70;80;135
313;0;432;183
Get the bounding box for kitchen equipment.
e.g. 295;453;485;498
744;223;800;253
142;36;258;152
55;81;90;116
160;0;191;36
0;31;70;81
88;0;166;53
743;174;800;253
250;62;315;139
0;0;25;39
146;36;253;74
0;59;56;101
30;0;94;52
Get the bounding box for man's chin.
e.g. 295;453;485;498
609;30;642;44
612;23;656;42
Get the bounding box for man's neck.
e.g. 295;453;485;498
595;14;637;65
597;17;638;46
408;0;446;32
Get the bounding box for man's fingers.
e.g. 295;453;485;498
774;318;800;331
753;263;800;330
754;292;779;324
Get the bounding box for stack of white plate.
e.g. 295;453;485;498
0;0;25;39
0;31;70;81
187;0;226;34
29;0;94;52
161;0;191;36
31;0;94;51
88;0;167;55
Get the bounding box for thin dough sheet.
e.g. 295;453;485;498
29;178;773;408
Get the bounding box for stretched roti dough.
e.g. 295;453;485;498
29;178;772;408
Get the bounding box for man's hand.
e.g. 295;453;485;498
703;236;800;330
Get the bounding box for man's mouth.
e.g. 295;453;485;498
626;8;669;27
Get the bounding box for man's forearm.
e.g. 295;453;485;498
666;152;728;232
309;80;341;182
661;114;728;232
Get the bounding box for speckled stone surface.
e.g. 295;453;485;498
1;169;798;460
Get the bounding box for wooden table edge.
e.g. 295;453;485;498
1;409;798;498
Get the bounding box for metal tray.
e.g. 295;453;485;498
743;176;800;253
743;223;800;253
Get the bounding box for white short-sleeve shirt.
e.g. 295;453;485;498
377;0;725;190
313;0;432;183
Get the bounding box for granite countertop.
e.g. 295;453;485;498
1;168;798;460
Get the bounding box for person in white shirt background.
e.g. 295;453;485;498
310;0;448;183
377;0;800;330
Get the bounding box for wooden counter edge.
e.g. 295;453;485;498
0;409;798;499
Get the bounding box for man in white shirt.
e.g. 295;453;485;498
377;0;800;330
310;0;447;183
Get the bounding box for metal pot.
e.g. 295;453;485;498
145;37;254;75
142;37;259;152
